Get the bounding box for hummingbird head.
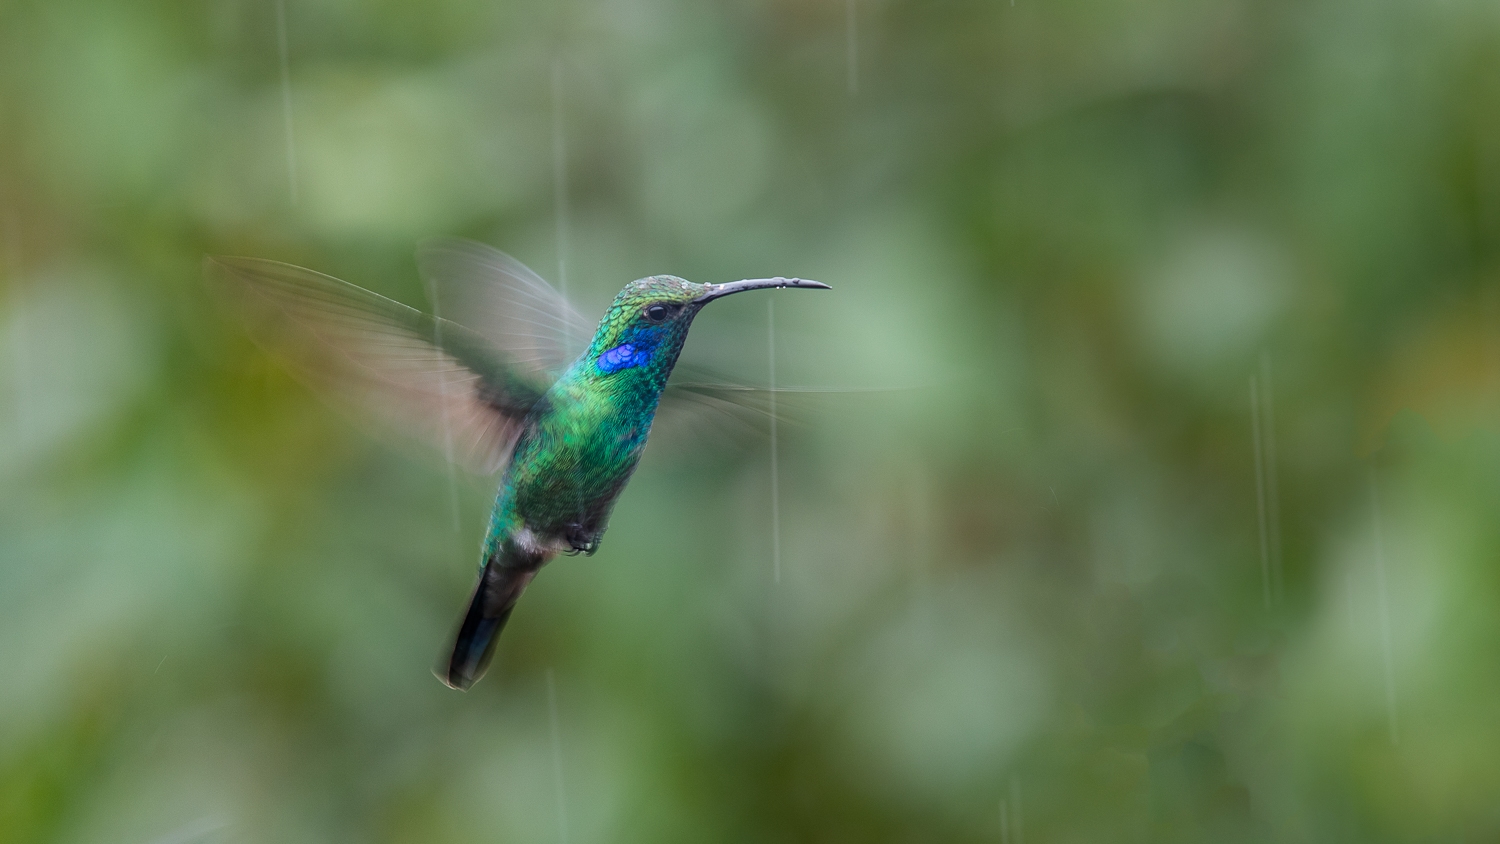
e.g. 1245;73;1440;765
585;274;830;381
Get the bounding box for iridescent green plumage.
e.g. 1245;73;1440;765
208;244;828;689
484;276;713;562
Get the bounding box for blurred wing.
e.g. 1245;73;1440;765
416;239;595;378
651;363;897;452
649;383;777;452
208;256;553;475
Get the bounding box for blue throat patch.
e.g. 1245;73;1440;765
597;342;654;374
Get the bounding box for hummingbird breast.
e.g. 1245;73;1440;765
500;378;662;548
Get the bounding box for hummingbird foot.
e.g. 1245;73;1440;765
563;523;599;556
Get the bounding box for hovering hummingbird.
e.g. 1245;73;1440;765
208;240;829;689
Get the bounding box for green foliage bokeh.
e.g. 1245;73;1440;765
4;0;1500;841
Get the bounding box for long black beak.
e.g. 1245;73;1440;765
693;276;831;305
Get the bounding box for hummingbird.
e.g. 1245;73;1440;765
208;240;829;689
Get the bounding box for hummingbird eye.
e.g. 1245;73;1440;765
643;304;674;323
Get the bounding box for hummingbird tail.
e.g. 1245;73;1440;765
441;550;543;690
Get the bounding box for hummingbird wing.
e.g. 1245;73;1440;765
415;239;594;379
650;364;896;452
207;256;552;475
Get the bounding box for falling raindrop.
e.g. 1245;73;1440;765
425;278;462;534
769;297;781;584
552;60;571;324
546;668;572;844
1009;776;1025;844
908;465;932;620
274;0;298;205
3;213;27;439
845;0;859;95
1260;352;1283;600
1369;469;1399;746
1346;569;1359;639
1250;375;1270;608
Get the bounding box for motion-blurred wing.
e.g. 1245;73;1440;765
208;256;552;475
650;382;777;451
416;239;595;379
651;363;888;452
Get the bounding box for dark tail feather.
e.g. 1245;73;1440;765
441;556;539;690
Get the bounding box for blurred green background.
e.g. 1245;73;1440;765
5;0;1500;841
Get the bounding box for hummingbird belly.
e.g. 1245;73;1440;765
498;397;657;556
